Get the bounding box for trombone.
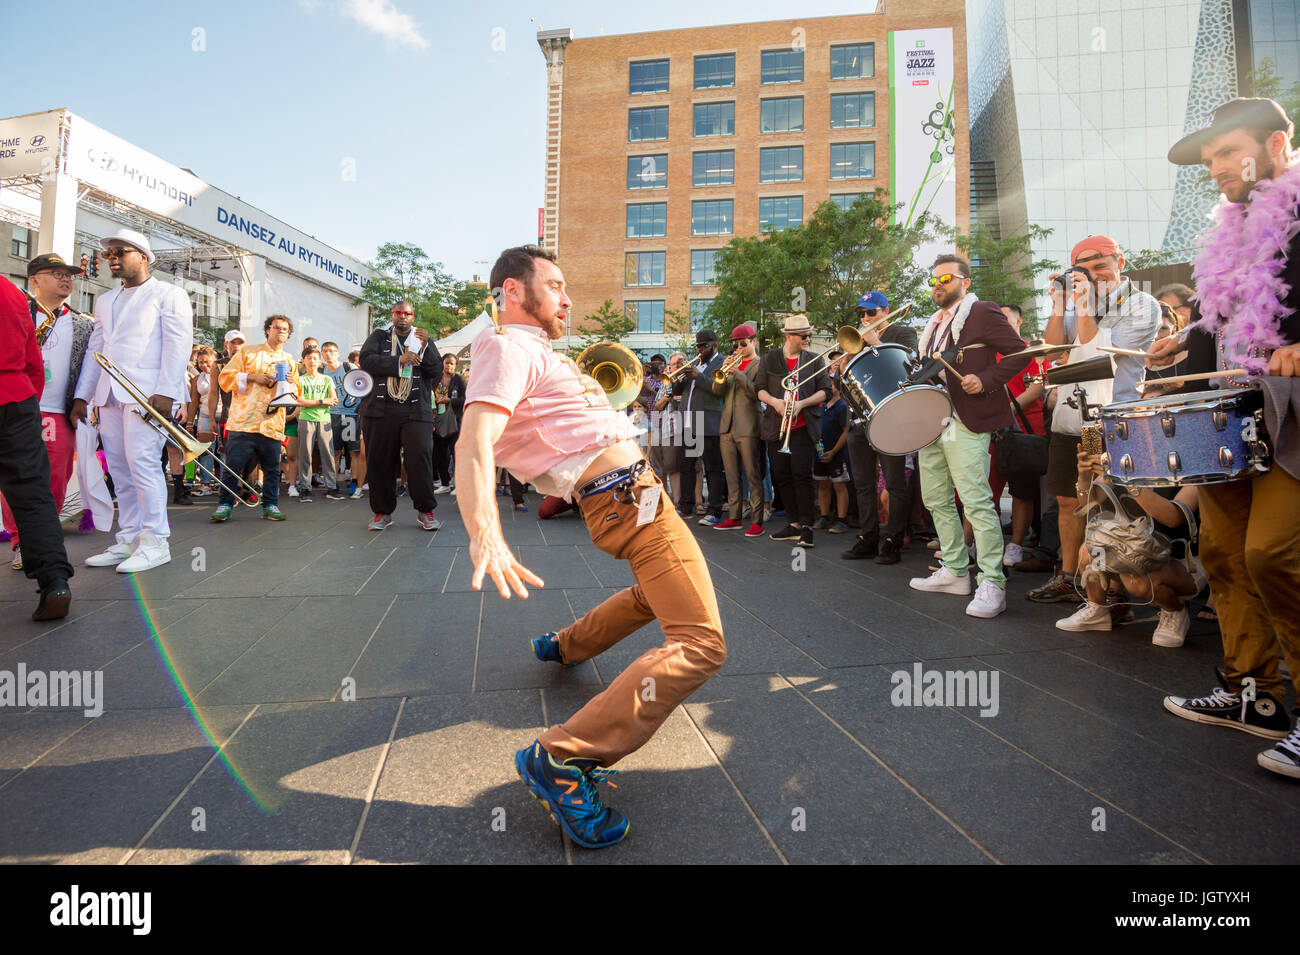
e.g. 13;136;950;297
91;353;265;506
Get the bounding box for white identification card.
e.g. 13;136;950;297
636;484;660;526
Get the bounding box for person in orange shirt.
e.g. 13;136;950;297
209;314;300;522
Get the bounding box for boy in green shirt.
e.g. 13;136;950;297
296;348;344;501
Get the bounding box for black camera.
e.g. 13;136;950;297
1051;266;1090;292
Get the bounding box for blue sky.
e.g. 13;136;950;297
3;0;877;281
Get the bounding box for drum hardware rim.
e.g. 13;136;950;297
1218;446;1234;468
1160;414;1176;438
1114;421;1128;441
1167;450;1182;475
1212;411;1228;431
1120;453;1134;475
863;387;954;456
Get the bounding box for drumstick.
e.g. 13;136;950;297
932;352;963;378
1137;368;1248;390
1099;345;1165;359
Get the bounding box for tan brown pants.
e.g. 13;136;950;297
540;469;726;766
1199;465;1300;703
720;431;764;521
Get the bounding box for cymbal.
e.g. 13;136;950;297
1008;342;1082;361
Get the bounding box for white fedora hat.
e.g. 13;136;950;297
99;228;156;265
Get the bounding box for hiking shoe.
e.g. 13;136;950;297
514;740;628;849
368;513;392;531
769;524;800;541
909;566;971;596
532;632;577;668
1163;686;1290;739
417;511;442;531
1258;724;1300;779
262;505;286;521
841;536;877;560
1152;608;1190;648
1056;600;1111;632
744;522;763;537
714;518;742;530
209;504;233;523
1027;574;1084;604
796;528;814;548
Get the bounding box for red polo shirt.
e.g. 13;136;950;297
0;279;44;406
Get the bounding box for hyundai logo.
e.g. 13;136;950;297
30;135;46;147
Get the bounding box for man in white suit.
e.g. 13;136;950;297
72;228;192;573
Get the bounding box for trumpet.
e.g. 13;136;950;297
91;353;264;506
780;325;865;392
712;349;746;385
664;354;704;383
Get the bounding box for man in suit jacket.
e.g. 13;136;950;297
673;329;727;522
908;255;1029;619
72;228;193;574
754;313;833;548
841;292;920;566
706;323;763;534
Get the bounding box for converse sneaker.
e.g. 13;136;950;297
1163;686;1290;739
909;566;971;596
966;581;1006;618
1258;724;1300;780
1055;600;1111;632
1152;607;1190;648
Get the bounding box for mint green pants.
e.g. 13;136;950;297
917;416;1006;588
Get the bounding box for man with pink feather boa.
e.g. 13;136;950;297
1153;97;1300;781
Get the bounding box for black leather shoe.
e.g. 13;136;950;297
874;537;901;565
33;579;71;621
841;535;877;560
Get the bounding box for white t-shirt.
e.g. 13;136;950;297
40;312;75;415
1050;327;1114;435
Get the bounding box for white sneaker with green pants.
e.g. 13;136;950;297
917;416;1006;589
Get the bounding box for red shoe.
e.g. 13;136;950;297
714;518;742;530
745;523;763;537
538;495;577;520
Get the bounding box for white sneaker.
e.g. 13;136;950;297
926;538;941;551
435;485;452;495
1152;607;1190;647
966;581;1007;618
9;547;21;571
1055;600;1112;632
115;532;171;573
909;566;971;596
288;485;300;497
86;540;136;567
1002;542;1023;567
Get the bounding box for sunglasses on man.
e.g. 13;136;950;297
927;273;961;287
857;308;881;317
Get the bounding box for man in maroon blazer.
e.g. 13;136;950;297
908;255;1030;618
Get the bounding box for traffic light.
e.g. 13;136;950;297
80;254;89;275
90;253;100;278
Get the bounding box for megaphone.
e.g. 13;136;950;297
343;368;374;399
267;362;301;413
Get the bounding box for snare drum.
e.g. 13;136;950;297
1098;388;1270;486
840;344;953;455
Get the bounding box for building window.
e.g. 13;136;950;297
760;96;803;133
691;199;733;236
758;196;803;233
690;249;719;285
625;300;666;334
625;251;666;287
830;92;875;129
694;53;735;89
689;299;713;331
629;59;669;95
830;43;874;79
759;146;803;183
10;226;30;259
627;154;668;190
830;192;873;211
761;48;803;84
628;106;669;142
830;142;875;180
693;101;735;137
79;290;95;313
692;150;734;186
626;203;668;238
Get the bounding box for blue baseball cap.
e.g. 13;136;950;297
857;291;889;310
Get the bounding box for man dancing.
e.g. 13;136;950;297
73;229;192;573
457;246;726;848
1152;97;1300;780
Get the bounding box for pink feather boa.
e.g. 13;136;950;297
1192;160;1300;375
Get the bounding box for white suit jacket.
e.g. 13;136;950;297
75;277;193;407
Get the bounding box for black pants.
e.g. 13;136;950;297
679;432;726;516
363;414;435;515
767;428;817;527
846;425;909;544
432;430;457;486
0;397;72;587
219;432;282;508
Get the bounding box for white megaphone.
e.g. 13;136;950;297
267;362;301;413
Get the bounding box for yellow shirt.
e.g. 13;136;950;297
218;342;301;440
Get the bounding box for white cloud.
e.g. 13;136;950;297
341;0;429;51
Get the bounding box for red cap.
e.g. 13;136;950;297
1071;235;1121;264
731;323;757;341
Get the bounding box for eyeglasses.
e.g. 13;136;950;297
38;270;78;279
101;247;139;259
927;273;961;287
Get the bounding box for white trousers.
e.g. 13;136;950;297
98;397;170;544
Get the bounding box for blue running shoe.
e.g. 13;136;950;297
532;631;578;667
514;740;628;849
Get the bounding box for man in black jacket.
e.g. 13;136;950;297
673;329;727;523
359;301;442;531
840;292;919;564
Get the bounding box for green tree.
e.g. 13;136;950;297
947;223;1058;335
1246;58;1300;150
578;299;635;351
358;241;480;339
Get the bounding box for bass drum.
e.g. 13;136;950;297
840;344;953;455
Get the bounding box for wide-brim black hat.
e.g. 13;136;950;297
1168;97;1293;165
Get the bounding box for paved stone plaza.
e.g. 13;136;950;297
1;492;1297;865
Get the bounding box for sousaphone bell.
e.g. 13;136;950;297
575;341;643;411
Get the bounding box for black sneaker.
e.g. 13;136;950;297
812;515;831;531
1027;574;1084;603
769;524;800;541
299;489;314;503
1258;724;1300;779
396;484;408;498
324;489;346;501
1163;686;1290;739
797;528;814;549
841;535;877;560
874;537;901;565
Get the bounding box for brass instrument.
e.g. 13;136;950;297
777;388;796;454
664;354;704;383
712;348;746;385
575;340;643;411
91;353;264;506
859;301;914;339
781;325;866;392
